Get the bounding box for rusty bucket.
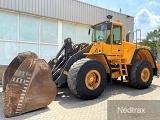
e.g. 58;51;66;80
2;52;57;117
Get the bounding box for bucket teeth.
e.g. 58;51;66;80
2;51;57;117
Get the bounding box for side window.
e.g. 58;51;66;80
113;25;121;44
105;29;111;44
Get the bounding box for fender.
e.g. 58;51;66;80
85;53;112;83
131;48;157;76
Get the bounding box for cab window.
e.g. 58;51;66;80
113;25;121;44
91;22;111;44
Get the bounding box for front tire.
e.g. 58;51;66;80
67;58;107;100
128;60;153;89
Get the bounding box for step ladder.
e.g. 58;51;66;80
109;55;128;76
118;57;128;76
119;62;128;76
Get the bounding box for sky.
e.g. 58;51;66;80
81;0;160;38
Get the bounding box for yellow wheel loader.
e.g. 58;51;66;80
2;15;160;117
48;16;159;100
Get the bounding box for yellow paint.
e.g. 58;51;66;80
112;71;120;78
141;68;150;82
85;70;101;90
63;70;68;76
157;64;160;70
86;53;110;73
85;20;157;79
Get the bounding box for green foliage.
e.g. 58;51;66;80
141;27;160;59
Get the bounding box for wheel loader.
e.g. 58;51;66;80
2;15;160;117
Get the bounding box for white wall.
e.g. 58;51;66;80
0;10;91;65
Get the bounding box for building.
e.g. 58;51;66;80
0;0;134;65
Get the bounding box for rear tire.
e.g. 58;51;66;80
128;60;153;89
67;58;107;100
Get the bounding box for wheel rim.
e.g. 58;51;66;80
85;70;101;90
141;67;150;82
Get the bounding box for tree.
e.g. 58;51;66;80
141;27;160;60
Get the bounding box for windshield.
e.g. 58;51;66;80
92;22;111;43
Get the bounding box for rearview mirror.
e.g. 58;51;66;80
88;27;91;35
126;31;131;42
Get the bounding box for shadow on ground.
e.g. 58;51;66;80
55;79;160;109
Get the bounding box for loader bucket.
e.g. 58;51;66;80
2;52;57;117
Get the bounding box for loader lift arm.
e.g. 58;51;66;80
48;37;90;87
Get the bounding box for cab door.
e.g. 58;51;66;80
111;24;123;54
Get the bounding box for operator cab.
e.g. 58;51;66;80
90;15;124;54
91;15;123;45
